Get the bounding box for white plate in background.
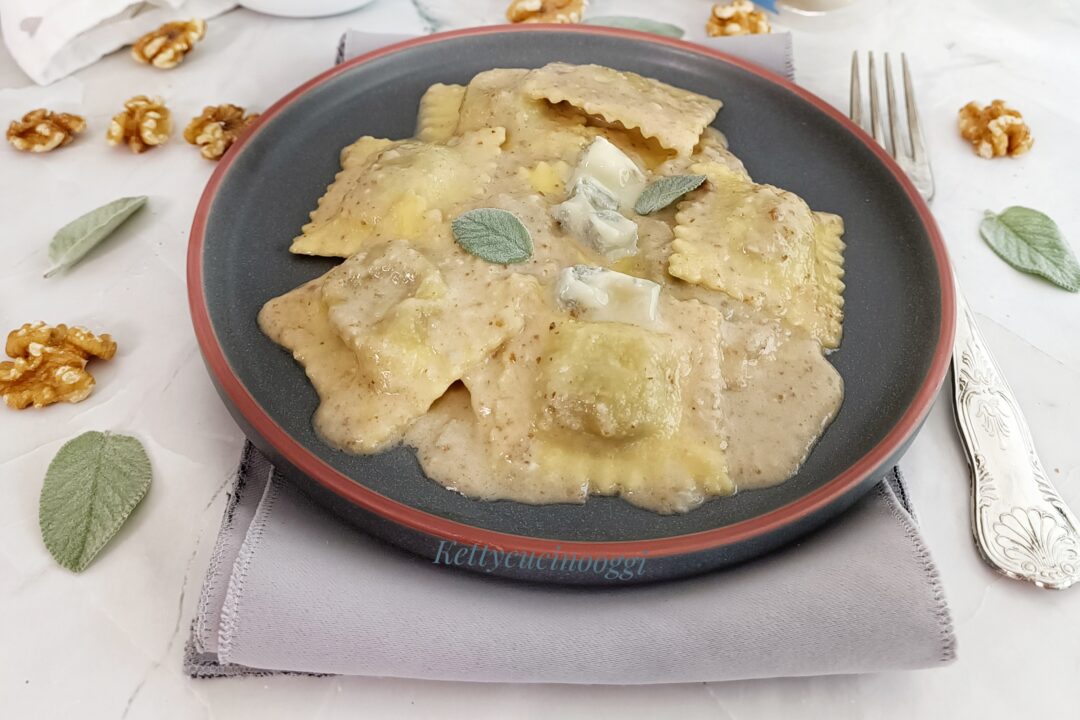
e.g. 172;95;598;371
240;0;376;18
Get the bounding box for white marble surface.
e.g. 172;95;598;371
1;0;1079;717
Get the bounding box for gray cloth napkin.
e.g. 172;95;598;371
185;31;956;681
185;445;954;681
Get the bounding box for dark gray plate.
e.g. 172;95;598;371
189;26;954;584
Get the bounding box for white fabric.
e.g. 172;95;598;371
0;0;235;85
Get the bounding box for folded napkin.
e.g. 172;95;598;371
186;31;956;681
186;445;955;681
0;0;235;85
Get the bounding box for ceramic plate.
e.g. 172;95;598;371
188;26;954;584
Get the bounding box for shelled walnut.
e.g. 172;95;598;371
106;95;172;153
506;0;587;23
184;104;260;160
706;1;771;36
0;323;117;410
6;109;86;153
958;100;1033;158
131;19;207;69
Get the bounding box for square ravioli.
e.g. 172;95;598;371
521;62;722;156
459;301;734;514
322;241;540;401
290;127;505;257
668;162;846;348
541;320;683;440
257;279;430;454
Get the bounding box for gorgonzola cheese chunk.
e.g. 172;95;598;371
571;137;647;211
552;176;639;260
549;138;647;259
555;265;660;327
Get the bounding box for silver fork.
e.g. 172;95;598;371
850;52;1080;590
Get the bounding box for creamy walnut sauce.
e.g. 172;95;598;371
258;63;845;514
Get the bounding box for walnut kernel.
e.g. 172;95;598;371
184;104;260;160
6;109;86;153
0;323;117;410
506;0;587;24
706;1;771;36
106;95;172;153
131;19;207;69
958;100;1033;159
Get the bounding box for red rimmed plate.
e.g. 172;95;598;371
188;26;954;584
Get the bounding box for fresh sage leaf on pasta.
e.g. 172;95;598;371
980;207;1080;292
39;431;152;572
45;196;147;278
583;16;686;39
634;175;706;215
452;208;533;264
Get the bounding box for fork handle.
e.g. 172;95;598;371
951;286;1080;589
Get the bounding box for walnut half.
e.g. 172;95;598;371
958;100;1033;158
184;104;260;160
506;0;587;23
707;1;771;36
0;323;117;410
6;109;86;153
106;95;172;153
131;19;207;69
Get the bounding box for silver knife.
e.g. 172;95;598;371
952;282;1080;589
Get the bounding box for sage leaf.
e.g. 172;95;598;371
584;16;686;39
634;175;707;215
39;431;152;573
452;208;533;264
45;196;148;278
980;207;1080;292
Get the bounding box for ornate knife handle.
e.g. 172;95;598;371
951;286;1080;589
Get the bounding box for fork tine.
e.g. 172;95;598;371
867;52;888;151
849;51;861;125
884;53;902;158
902;53;927;162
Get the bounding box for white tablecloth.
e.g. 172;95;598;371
1;0;1078;717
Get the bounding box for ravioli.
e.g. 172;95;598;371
415;83;466;143
658;126;749;180
541;321;683;439
668;162;846;348
257;279;428;453
456;296;731;514
534;433;733;514
319;240;448;364
324;239;539;407
339;135;399;170
456;68;593;160
535;302;733;514
290;127;506;257
521;62;722;156
260;62;847;515
811;211;846;349
405;383;591;505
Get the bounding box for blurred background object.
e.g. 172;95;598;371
240;0;376;17
779;0;861;15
